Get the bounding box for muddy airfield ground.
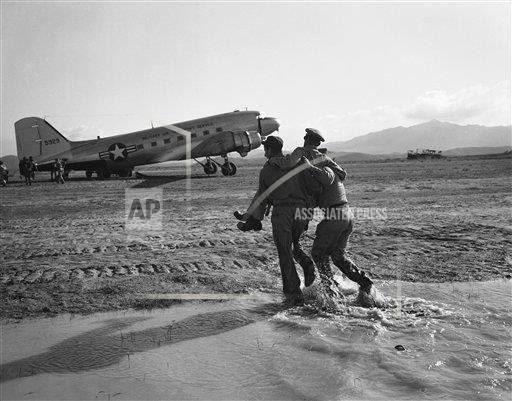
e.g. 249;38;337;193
1;155;511;320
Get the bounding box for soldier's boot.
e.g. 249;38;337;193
332;255;373;294
293;242;315;287
314;257;342;299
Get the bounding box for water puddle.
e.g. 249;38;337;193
1;279;511;400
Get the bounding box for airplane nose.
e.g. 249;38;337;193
260;117;280;136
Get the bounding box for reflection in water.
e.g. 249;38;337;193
0;303;288;383
1;280;510;400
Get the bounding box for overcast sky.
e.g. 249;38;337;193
1;1;510;155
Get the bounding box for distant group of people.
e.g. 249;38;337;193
10;156;66;186
235;128;374;307
19;156;36;186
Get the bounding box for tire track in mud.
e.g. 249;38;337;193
0;236;272;261
0;259;274;286
2;220;508;286
0;234;277;286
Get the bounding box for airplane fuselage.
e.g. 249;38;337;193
15;110;280;177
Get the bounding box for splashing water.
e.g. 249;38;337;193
1;279;511;400
303;273;390;312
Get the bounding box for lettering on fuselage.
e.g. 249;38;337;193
142;132;168;140
183;121;214;131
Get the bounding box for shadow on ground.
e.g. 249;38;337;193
0;302;306;382
131;173;214;188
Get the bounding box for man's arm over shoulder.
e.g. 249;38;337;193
308;164;336;187
268;147;305;169
322;156;347;181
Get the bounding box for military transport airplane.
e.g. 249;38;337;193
15;110;279;178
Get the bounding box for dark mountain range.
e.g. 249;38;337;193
325;120;511;154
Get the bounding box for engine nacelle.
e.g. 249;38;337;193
232;131;262;156
190;130;262;158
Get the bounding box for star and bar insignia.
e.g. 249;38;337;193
99;143;137;161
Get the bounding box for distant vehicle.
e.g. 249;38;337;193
407;149;443;160
15;110;280;179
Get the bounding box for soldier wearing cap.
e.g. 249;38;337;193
305;127;324;143
274;128;344;168
261;128;347;285
236;135;312;306
267;128;347;191
304;158;374;297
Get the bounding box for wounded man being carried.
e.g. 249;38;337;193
235;128;374;305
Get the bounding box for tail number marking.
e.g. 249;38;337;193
44;138;60;146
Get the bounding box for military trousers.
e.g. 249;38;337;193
311;205;369;286
292;218;314;278
271;205;309;297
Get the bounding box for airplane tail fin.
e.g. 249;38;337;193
15;117;72;161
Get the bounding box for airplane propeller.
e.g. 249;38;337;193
257;116;280;137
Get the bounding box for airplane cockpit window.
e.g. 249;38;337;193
151;142;157;147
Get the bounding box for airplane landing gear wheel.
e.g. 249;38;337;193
221;162;237;176
228;163;237;176
204;161;218;175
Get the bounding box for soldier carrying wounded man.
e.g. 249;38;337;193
235;128;373;305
